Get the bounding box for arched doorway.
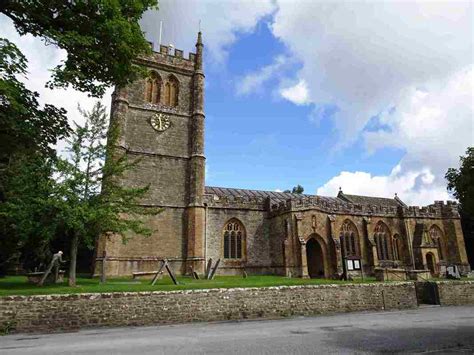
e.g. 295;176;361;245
426;253;436;276
306;238;325;278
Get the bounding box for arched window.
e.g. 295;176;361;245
163;75;179;107
429;225;444;261
144;71;161;104
339;220;360;258
374;222;392;260
223;219;244;259
393;234;401;260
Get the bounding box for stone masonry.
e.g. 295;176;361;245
0;282;417;334
94;32;470;279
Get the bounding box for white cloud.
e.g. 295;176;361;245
269;0;473;204
0;20;110;115
359;66;473;204
364;66;473;172
0;16;111;155
271;0;472;143
280;80;309;105
141;0;275;63
316;167;449;206
236;55;287;96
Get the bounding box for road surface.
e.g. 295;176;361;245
2;306;474;354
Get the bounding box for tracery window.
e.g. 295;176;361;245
163;75;179;107
339;220;360;258
144;71;161;104
374;222;392;260
223;219;244;259
393;234;401;260
429;225;444;260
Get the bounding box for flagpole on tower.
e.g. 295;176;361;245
159;20;163;46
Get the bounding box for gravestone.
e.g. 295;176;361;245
446;265;461;279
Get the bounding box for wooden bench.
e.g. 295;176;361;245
132;271;162;280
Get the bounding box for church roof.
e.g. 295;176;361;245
337;191;406;208
205;186;339;203
205;186;407;208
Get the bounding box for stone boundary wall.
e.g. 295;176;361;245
0;283;416;334
437;280;474;306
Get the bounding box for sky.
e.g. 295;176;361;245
1;0;473;206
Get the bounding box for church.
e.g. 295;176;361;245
95;33;470;279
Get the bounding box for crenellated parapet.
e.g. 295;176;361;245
401;200;460;219
268;196;398;217
136;44;197;72
268;196;459;219
204;193;268;210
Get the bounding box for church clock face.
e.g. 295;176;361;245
150;113;171;132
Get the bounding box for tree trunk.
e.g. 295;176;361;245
68;232;79;286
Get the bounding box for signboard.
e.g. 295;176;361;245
346;259;361;271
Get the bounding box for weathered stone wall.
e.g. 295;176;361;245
205;207;272;275
94;208;187;276
437;280;474;306
0;283;416;334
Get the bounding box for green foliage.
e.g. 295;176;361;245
0;38;69;161
0;275;378;296
54;102;159;285
284;185;305;194
0;154;59;274
56;102;156;243
446;147;474;217
0;39;69;271
0;1;159;275
0;320;16;335
1;0;158;97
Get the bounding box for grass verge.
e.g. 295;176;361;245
0;275;378;297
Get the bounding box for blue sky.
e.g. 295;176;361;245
204;21;404;192
2;0;472;205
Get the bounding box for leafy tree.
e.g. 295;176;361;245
446;147;474;217
0;38;69;167
0;154;58;275
54;102;158;286
284;185;305;194
0;38;69;273
1;0;158;97
446;147;474;267
0;0;158;275
1;0;157;187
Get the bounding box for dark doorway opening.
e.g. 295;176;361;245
306;238;325;278
426;253;436;276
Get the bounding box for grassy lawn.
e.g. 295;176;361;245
0;275;378;297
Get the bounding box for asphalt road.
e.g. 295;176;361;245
2;306;474;354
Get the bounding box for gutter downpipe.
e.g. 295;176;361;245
204;203;208;263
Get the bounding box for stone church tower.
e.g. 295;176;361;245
95;33;206;275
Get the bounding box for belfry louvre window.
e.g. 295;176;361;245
163;75;179;107
223;219;244;259
145;72;161;104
